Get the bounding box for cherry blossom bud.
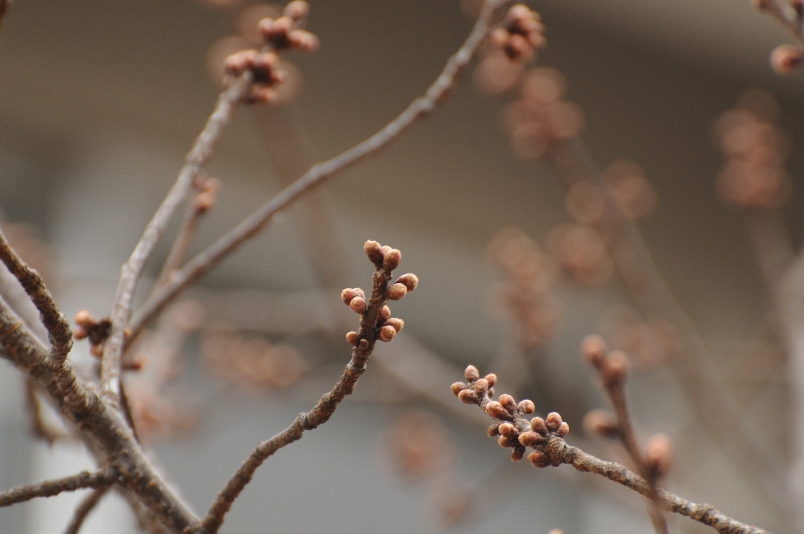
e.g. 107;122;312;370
557;421;570;437
518;399;535;414
379;325;397;342
603;350;629;385
349;296;366;314
644;433;673;478
530;417;547;435
528;450;551;468
511;445;526;462
474;378;489;396
388;283;408;300
486;401;509;419
499;394;516;410
498;435;517;448
451;382;467;396
385;318;404;333
487;424;500;437
583;409;619;438
396;273;419;292
545;412;562;432
74;310;93;327
365;240;383;264
581;334;607;369
345;331;360;346
518;431;540;446
498;422;517;438
341;288;359;305
383;249;401;271
283;0;309;21
484;373;498;387
770;44;803;75
464;365;480;382
458;389;478;404
380;305;391;320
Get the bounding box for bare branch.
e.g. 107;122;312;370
0;470;114;508
198;242;414;534
100;74;253;406
61;487;109;534
126;0;511;339
453;367;772;534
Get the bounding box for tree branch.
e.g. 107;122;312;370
61;487;109;534
126;0;511;340
0;470;114;508
100;74;253;406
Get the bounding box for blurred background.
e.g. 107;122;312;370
0;0;802;533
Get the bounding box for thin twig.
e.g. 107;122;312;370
455;373;771;534
62;487;109;534
25;378;71;444
100;74;253;406
198;249;402;534
126;0;511;340
0;470;113;508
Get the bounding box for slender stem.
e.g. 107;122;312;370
0;470;113;508
126;0;511;340
62;487;109;534
100;74;252;406
198;262;396;534
25;378;71;443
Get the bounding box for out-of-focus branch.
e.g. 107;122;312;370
198;242;414;534
453;366;772;534
101;74;253;406
61;487;109;534
126;0;512;339
0;470;114;508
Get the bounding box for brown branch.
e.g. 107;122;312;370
198;242;411;534
126;0;511;340
0;470;114;508
100;73;253;406
25;378;71;444
62;487;109;534
453;368;771;534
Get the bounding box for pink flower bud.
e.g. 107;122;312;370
341;288;359;305
379;325;397;342
451;382;467;396
383;249;401;271
349;296;366;314
396;273;419;292
385;318;404;332
464;365;480;382
345;331;360;346
387;283;407;301
518;399;535;414
545;412;563;432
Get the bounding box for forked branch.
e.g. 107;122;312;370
0;469;114;508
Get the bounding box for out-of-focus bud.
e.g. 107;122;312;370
581;334;607;369
644;433;673;478
583;409;620;439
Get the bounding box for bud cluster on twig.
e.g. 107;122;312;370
451;364;569;466
489;4;546;62
73;310;112;357
222;1;319;103
343;241;418;346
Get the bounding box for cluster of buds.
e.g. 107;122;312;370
713;90;792;209
452;365;569;467
343;241;418;345
73;310;112;357
503;67;585;160
581;334;629;388
486;228;562;348
489;4;546;62
222;1;318;103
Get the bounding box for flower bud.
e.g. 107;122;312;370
396;273;418;292
474;378;489;396
498;435;517;448
380;305;391;320
464;365;480;382
545;412;563;432
581;334;607;369
498;422;517;438
644;433;673;478
518;399;536;414
387;283;408;300
499;394;516;410
345;331;360;346
484;373;498;387
528;450;551;468
603;350;629;386
770;44;803;75
487;424;500;437
530;417;547;435
450;382;467;396
518;431;540;446
458;389;478;404
383;249;401;271
74;310;93;327
341;288;359;305
582;409;619;438
557;421;570;437
511;445;526;462
283;0;309;21
485;401;509;419
349;296;366;314
385;318;404;333
364;240;383;264
379;325;397;342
